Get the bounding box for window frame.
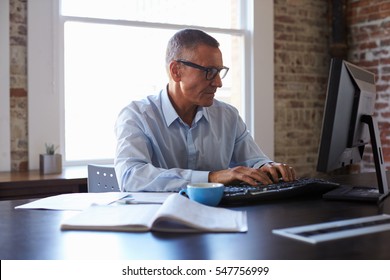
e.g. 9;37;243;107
28;0;274;169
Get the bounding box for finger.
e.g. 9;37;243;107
266;163;289;182
279;164;291;181
252;171;274;185
260;163;282;183
280;164;296;181
290;166;297;180
278;164;289;181
267;165;281;182
239;167;273;185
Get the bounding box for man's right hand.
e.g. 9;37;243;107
208;166;274;186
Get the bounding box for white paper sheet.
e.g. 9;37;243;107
15;192;172;210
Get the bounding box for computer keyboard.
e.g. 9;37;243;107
221;178;340;205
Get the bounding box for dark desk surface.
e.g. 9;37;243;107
1;172;390;260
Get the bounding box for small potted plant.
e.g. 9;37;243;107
39;143;62;174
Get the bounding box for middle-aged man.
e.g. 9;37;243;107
115;29;296;192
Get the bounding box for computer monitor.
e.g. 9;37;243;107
317;58;390;202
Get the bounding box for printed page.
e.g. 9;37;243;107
16;192;172;210
120;192;172;204
15;192;130;210
60;193;247;233
151;194;248;232
61;204;160;232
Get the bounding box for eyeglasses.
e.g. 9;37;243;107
176;59;229;80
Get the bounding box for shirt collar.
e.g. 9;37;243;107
161;86;209;127
161;86;179;127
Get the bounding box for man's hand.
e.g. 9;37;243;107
209;166;274;186
208;163;296;186
259;162;296;183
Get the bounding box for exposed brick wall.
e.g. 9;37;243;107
274;0;390;177
347;0;390;172
9;0;28;171
274;0;330;177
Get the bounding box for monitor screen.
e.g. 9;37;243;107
316;58;389;202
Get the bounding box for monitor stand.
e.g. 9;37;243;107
323;115;390;203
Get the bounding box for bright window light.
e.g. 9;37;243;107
61;0;244;163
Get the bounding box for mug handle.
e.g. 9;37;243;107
179;189;189;198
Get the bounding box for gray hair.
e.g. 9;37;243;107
165;29;220;67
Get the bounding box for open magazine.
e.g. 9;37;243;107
61;193;247;233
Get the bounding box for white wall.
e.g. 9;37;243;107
0;0;11;171
28;0;62;169
251;0;274;158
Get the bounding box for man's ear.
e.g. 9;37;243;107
169;61;181;82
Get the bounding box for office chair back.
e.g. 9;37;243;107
87;164;120;192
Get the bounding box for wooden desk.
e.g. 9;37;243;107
1;172;390;260
0;166;87;200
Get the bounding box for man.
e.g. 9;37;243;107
115;29;296;192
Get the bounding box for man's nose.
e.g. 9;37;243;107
211;74;223;87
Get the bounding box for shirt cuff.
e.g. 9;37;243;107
190;170;210;183
254;160;274;169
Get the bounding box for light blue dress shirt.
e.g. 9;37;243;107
114;86;271;192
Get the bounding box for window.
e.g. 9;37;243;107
61;0;244;163
28;0;275;169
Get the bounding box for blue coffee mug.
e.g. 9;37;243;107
179;183;224;206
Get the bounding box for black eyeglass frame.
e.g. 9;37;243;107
176;59;229;80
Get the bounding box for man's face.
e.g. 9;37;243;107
177;44;224;107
